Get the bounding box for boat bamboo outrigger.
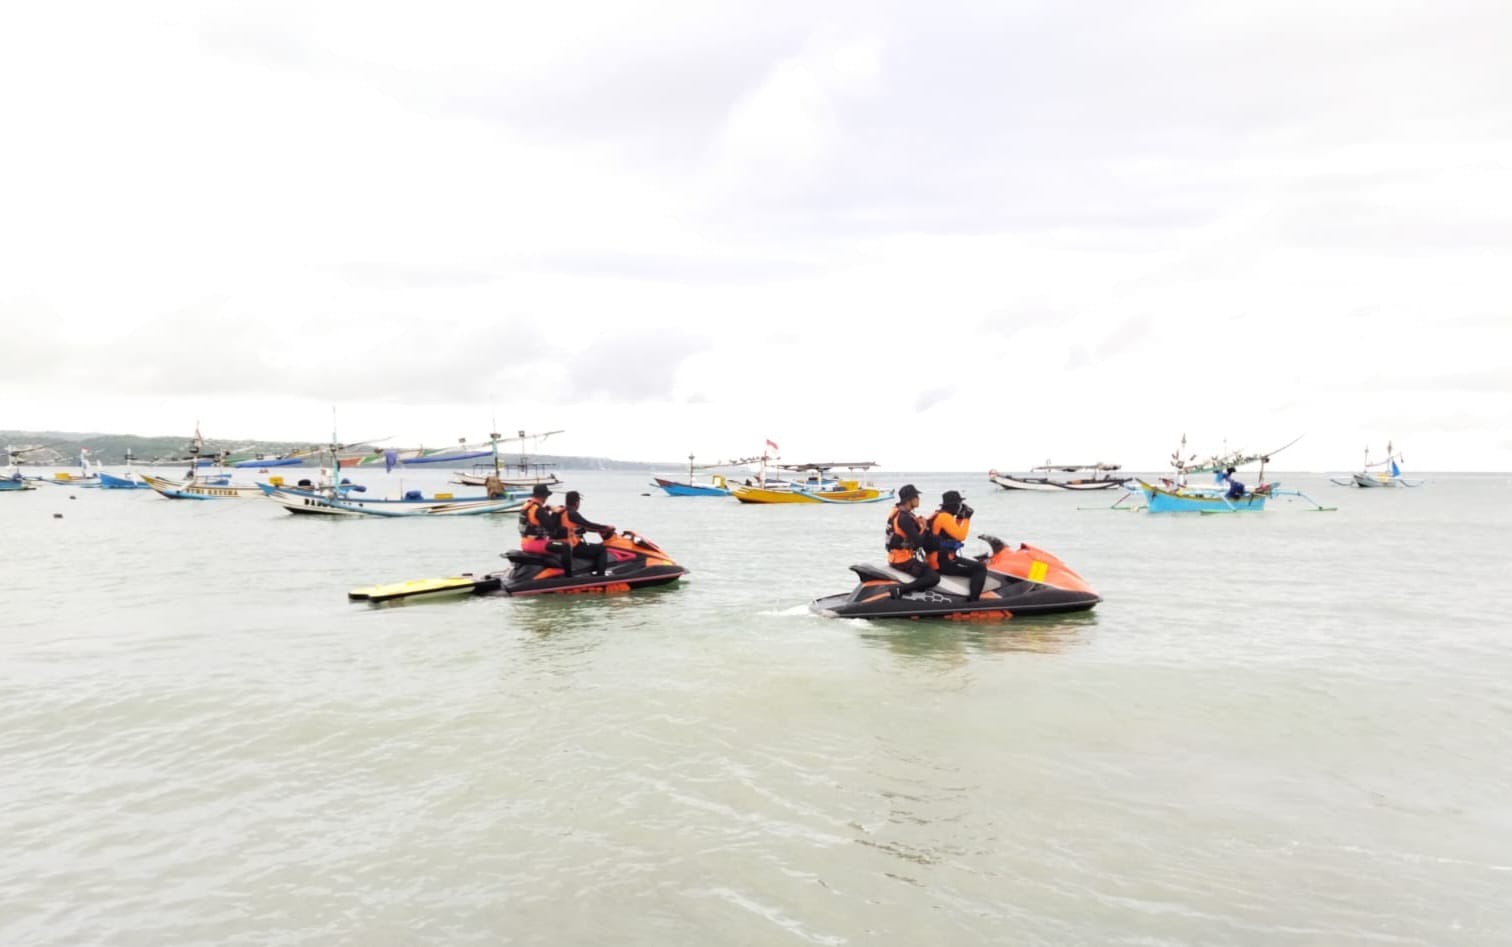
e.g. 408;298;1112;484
452;429;564;489
2;444;41;491
1330;441;1422;488
1093;433;1334;513
730;461;894;504
650;453;756;496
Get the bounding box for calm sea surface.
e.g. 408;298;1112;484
3;468;1510;946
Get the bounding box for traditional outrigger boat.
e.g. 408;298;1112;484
36;449;102;488
650;453;764;496
1330;442;1422;488
988;462;1128;492
729;461;894;504
259;482;527;517
1096;434;1333;513
451;429;564;489
142;473;267;499
261;423;528;517
2;444;41;490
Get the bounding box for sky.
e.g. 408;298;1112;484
2;1;1509;472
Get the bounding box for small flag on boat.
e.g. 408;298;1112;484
766;439;779;451
1390;459;1401;477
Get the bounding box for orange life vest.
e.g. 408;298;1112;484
925;510;970;569
554;506;584;546
885;506;923;565
518;498;554;542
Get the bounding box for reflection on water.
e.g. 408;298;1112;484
854;611;1099;660
505;582;689;641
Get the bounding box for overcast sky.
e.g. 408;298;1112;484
3;1;1509;471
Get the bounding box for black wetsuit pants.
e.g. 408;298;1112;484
893;557;940;594
937;554;987;601
570;542;609;576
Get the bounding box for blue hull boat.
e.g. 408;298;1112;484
651;477;731;497
97;471;154;490
1138;479;1268;513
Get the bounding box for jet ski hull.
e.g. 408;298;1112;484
809;537;1100;620
495;531;689;596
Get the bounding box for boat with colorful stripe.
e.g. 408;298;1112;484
141;473;267;500
258;482;527;517
730;462;894;504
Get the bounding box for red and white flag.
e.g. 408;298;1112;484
765;438;779;451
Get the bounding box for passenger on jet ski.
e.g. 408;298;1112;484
809;534;1101;620
554;490;615;576
519;483;572;573
927;490;985;602
497;529;689;596
885;484;938;599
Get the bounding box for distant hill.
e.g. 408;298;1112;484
0;430;668;471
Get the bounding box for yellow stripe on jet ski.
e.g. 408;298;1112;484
1027;560;1048;583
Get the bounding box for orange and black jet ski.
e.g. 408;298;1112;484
494;529;689;596
808;534;1100;620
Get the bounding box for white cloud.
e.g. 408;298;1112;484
2;1;1510;471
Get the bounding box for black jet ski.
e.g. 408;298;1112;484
350;530;689;604
809;535;1100;620
495;529;688;596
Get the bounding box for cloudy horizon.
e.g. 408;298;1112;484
3;2;1509;472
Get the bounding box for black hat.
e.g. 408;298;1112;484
942;490;964;506
531;484;552;498
898;483;920;501
565;490;582;505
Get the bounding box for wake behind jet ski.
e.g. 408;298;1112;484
809;534;1100;620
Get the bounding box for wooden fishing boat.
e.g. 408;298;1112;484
451;429;565;489
1330;442;1422;488
259;483;526;517
1137;479;1271;513
730;462;894;504
37;449;102;487
650;453;763;496
97;471;153;489
141;473;267;500
652;474;731;497
988;463;1127;492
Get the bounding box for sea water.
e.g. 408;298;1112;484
2;470;1509;945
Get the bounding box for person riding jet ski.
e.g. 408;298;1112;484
810;533;1100;620
927;490;986;602
884;484;938;599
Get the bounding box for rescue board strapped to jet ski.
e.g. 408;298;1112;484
347;530;688;604
808;534;1100;621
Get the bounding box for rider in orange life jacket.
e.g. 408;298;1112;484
553;490;615;576
518;482;563;554
927;490;986;601
885;484;940;599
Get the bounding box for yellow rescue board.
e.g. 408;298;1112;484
348;574;492;603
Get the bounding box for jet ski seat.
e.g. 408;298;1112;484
503;550;560;566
